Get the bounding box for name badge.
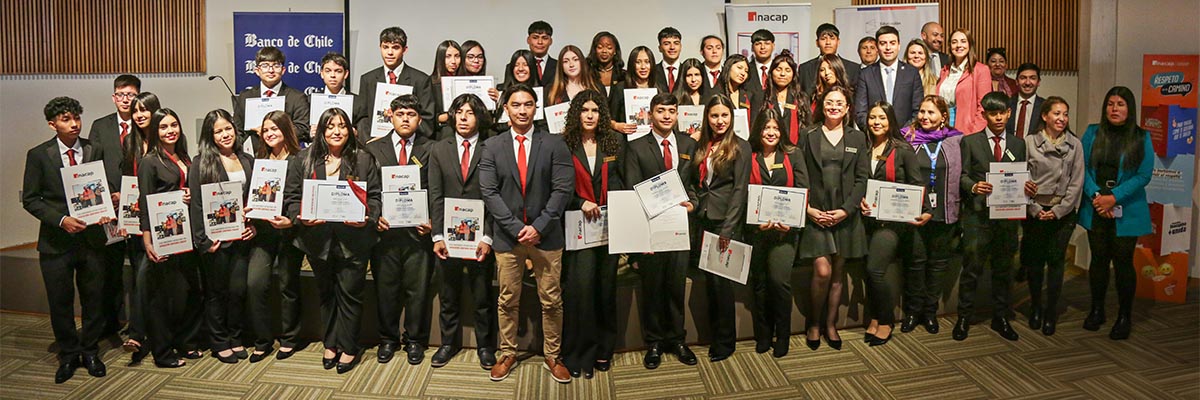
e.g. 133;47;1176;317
769;163;784;170
679;154;691;160
1004;149;1015;161
782;103;796;110
929;193;938;209
411;157;423;167
845;147;858;154
603;156;617;163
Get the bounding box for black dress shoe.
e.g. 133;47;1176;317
594;359;611;371
336;351;361;374
213;350;239;364
182;350;203;360
755;340;771;354
234;348;249;359
990;318;1019;341
900;315;919;333
673;343;697;365
708;351;732;363
477;348;497;370
643;344;662;369
406;342;426;365
1109;315;1131;340
1042;318;1057;336
923;317;940;334
1029;309;1043;330
806;336;821;351
154;357;186;369
869;332;893;347
276;347;298;360
584;370;594;379
130;346;150;365
430;345;458;368
376;343;398;364
55;356;81;384
1083;307;1106;331
824;336;843;351
863;333;876;343
772;340;789;358
323;350;341;370
249;348;274;363
570;368;582;378
952;317;971;341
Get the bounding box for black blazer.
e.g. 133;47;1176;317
364;130;432;245
609;82;665;123
855;61;925;128
22;137;107;254
691;137;753;239
799;125;871;213
760;91;810;145
428;134;492;241
187;153;254;250
1006;95;1045;138
233;83;312;144
283;148;383;260
743;59;773;101
137;152;190;233
623;131;700;207
533;56;558;87
478;128;575;252
354;64;438;143
567;137;627;210
701;66;722;98
868;141;931;214
654;63;682;93
960;130;1027;213
88;112;126;191
798;56;862;95
752;148;810;188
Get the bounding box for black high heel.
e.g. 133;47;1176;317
824;330;843;351
323;349;341;370
869;324;894;347
213;350;239;364
336;350;362;374
806;331;821;351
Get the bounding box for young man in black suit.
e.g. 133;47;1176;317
233;47;312;145
313;52;360;139
364;95;435;365
1007;63;1045;139
23;97;110;383
798;24;861;95
478;84;574;383
954;92;1027;342
88;74;140;340
699;35;725;96
745;29;776;99
525;21;557;87
655;27;683;93
920;22;949;73
855;26;925;128
623;93;699;369
428;93;497;369
354;27;437;143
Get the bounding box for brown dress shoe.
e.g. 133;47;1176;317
545;358;572;383
490;354;517;381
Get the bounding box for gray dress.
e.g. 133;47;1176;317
799;133;867;259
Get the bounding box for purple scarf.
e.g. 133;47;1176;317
901;126;963;147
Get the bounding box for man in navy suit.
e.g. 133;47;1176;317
353;27;437;143
798;24;861;95
479;84;574;383
855;25;925;128
1007;63;1045;139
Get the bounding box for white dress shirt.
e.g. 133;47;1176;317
988;129;1009;158
433;132;491;245
940;60;967;106
260;82;282;96
661;60;681;82
384;62;406;83
880;59;899;103
705;65;723;88
57;136;83;167
391;131;415;163
1015;94;1038;136
652;130;679;172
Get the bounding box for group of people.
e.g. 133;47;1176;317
22;19;1153;385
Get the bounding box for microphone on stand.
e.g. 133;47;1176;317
208;75;236;109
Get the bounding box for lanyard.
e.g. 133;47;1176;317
921;141;943;189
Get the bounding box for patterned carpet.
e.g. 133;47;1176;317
1;273;1197;400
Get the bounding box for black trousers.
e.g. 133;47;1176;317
146;253;204;361
245;228;305;350
199;242;249;352
562;245;618;373
309;244;368;354
438;256;497;349
40;245;106;362
100;242;126;336
958;211;1019;319
372;235;435;346
123;238;152;342
698;218;737;356
748;231;797;347
1086;218;1139;315
906;221;955;318
1020;211;1077;317
866;222;918;325
638;250;688;346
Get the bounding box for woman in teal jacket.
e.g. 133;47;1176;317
1077;86;1153;341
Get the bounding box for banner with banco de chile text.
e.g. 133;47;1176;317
234;12;344;95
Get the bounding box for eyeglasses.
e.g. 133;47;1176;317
112;92;137;100
465;54;485;61
823;101;847;107
257;63;283;71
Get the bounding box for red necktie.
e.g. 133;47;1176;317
666;66;676;92
264;89;274;97
711;70;720;85
66;149;77;166
1016;100;1029;139
119;122;129;145
461;140;471;182
662;139;673;170
397;137;408;165
536;58;544;81
992;135;1003;162
516;135;528;195
388;71;398;85
761;66;768;90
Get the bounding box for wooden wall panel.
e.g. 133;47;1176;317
0;0;205;75
853;0;1078;72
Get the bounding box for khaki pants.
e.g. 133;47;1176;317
495;245;563;359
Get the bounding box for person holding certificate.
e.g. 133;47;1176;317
431;40;463;135
1019;97;1084;336
363;95;436;365
114;92;161;360
689;94;752;362
546;45;604;107
353;27;436;142
670;58;706;106
137;108;204;368
859;102;924;347
232;46;311;144
428;94;497;369
285;108;382;374
186;109;257;363
797;86;869;351
716;54;760;128
954;92;1026;342
622;93;699;369
608;46;665;135
560;90;626;378
22;97;111;383
1078;87;1154;340
492;50;546;136
462;40;502;106
760;51;812;147
744;108;807;357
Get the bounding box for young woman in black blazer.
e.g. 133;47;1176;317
797;86;869;351
857;102;924;346
717;54;761;128
690;94;752;362
744;108;808;358
284;107;382;374
493;50;545;135
137;108;203;368
609;46;664;135
586;31;625;88
671;58;707;106
432;40;463;133
560;89;626;378
187;109;257;363
546;45;604;106
118;92;160;360
762;51;812;147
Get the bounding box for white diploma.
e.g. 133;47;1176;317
632;169;689;218
623;88;658;140
442;76;497;111
310;94;354;125
244;96;285;131
607;191;690;254
443;198;485;259
118;176;141;234
301;180;367;222
677;105;704;138
756;186;808;228
989;161;1027;174
988;162;1028;219
864;179;888;215
371;82;414;137
499;86;545;122
102;220;125;245
745;184;764;224
60;161;115;225
544;102;570;134
986;171;1032;206
382;190;428;228
200;181;245;242
381;165;421;191
698;231;752;284
146;191;193;256
565;206;608;251
874;184;925;223
732;108;750;140
245;159;287;220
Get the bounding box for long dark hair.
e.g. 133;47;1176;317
718;54;750;96
563;90;621;156
431;40;462;82
866;101;907;150
547;45;602;105
196;109;243;185
749;108;794;153
255;110;301;159
1093;86;1144;171
694;94;741;176
623;46;660;88
145;108;191;166
304;108;362;179
587;31;625;84
503;49;538;87
813;54;852;106
124;92;161;171
672;58;705;105
461;40;486;76
449;93;493;138
765;50;811;126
